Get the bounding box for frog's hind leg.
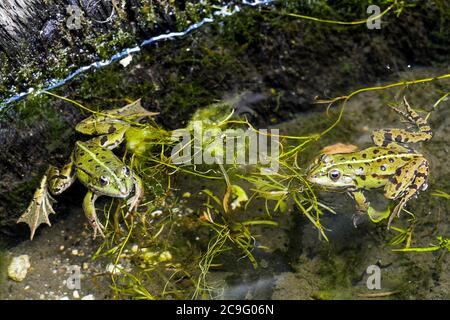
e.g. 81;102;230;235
395;97;432;137
17;174;57;240
83;191;105;238
347;190;370;227
384;158;429;228
371;97;432;150
92;127;128;150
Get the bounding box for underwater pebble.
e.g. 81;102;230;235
260;259;269;268
106;263;122;275
151;210;163;217
73;290;80;299
71;249;79;256
131;245;139;253
59;245;65;251
82;262;89;270
59;296;70;300
82;294;95;300
8;255;31;282
182;192;191;198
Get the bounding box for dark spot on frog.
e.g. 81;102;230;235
389;176;397;184
108;125;117;133
384;132;393;141
373;149;379;154
88;159;93;162
388;150;395;154
401;157;410;161
100;136;108;145
395;168;402;175
380;165;386;171
352;157;356;161
395;135;403;142
389;158;394;163
348;164;352;169
415;172;427;178
360;175;366;181
362;153;367;158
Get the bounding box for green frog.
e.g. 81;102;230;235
18;100;158;239
307;97;432;227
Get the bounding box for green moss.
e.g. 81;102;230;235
0;251;7;290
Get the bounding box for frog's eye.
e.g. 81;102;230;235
122;166;131;176
99;176;109;186
328;169;341;181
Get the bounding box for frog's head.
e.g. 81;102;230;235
307;154;356;189
91;166;135;198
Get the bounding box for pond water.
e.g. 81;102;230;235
0;1;449;300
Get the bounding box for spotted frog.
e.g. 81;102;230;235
18;100;158;239
307;97;432;227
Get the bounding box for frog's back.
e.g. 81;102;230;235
328;146;420;178
73;141;124;178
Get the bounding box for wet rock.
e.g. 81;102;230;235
8;254;31;282
105;263;122;275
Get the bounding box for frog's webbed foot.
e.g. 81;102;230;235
387;199;407;229
125;174;144;218
83;191;105;238
91;217;105;239
17;174;56;240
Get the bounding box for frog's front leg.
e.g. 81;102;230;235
47;154;77;195
126;174;144;217
347;190;370;227
82;191;105;238
385;157;429;228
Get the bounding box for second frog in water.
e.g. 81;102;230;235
307;97;432;227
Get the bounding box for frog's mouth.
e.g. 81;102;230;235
119;186;129;197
